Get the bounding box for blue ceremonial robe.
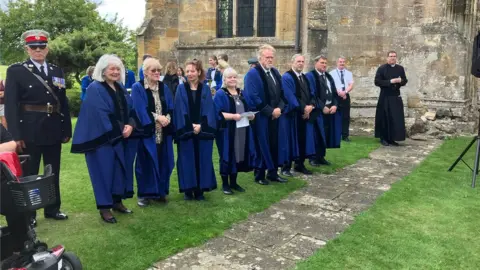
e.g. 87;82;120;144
306;71;342;150
174;82;217;193
243;66;290;170
71;81;137;209
131;80;174;198
213;88;256;175
281;71;316;160
125;69;136;89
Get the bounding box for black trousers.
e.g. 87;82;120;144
339;94;351;138
283;114;308;171
310;114;329;162
24;143;62;217
4;213;31;252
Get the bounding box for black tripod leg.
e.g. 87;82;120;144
472;138;480;188
448;136;478;171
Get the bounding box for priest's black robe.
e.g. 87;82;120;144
374;64;408;142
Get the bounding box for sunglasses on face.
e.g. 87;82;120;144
28;45;47;50
150;69;161;73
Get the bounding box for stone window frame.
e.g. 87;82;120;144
216;0;276;38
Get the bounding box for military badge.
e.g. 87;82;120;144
52;77;65;88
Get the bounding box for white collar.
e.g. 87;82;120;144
30;59;47;71
293;70;303;77
315;69;325;76
261;65;271;74
337;68;346;72
390;64;396;67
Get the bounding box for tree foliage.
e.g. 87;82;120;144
0;0;137;84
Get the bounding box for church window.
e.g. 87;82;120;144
217;0;234;38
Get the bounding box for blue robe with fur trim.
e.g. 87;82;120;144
131;80;174;198
305;70;342;150
71;81;136;209
174;83;217;193
213;88;256;175
281;71;317;160
243;65;290;170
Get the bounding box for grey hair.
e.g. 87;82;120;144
257;44;276;60
221;67;238;89
92;54;126;84
337;56;346;61
291;54;304;62
314;55;328;62
86;66;95;75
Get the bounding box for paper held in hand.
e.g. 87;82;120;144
236;111;258;128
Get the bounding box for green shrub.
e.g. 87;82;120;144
67;87;82;117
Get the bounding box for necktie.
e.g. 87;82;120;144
266;71;276;85
322;74;330;94
340;70;345;91
40;65;47;78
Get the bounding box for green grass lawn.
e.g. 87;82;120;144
0;65;6;79
20;124;378;270
296;137;480;270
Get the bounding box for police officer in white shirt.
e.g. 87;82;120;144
329;56;354;141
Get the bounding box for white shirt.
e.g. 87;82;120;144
262;65;276;84
329;68;353;92
316;69;332;105
30;58;48;76
210;69;216;81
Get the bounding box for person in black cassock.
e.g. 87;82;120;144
4;29;72;225
374;50;408;146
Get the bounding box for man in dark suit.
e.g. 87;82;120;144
306;55;342;166
4;29;72;224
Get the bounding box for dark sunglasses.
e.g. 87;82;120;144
28;45;47;50
150;69;161;73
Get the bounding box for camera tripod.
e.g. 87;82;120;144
448;121;480;188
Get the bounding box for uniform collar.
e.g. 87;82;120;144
30;58;48;72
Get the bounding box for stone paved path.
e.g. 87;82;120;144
150;139;442;270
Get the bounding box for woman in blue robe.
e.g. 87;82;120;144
80;66;94;101
131;58;174;207
213;68;256;195
71;54;137;224
174;60;217;200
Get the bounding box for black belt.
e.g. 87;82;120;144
22;104;59;114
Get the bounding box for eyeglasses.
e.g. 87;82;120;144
150;69;161;73
28;45;47;50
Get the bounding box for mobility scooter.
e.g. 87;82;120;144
0;153;82;270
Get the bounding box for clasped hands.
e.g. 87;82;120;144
390;77;402;84
322;105;337;115
232;114;255;121
302;105;314;119
192;124;201;134
156;115;170;127
272;108;281;120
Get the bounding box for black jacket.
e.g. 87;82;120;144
4;59;72;145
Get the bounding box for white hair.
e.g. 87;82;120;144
257;44;276;60
221;67;238;89
92;54;126;85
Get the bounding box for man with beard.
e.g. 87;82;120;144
281;54;315;176
306;55;342;166
244;44;289;185
374;51;408;146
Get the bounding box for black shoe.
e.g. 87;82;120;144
309;160;321;167
281;170;293;177
380;139;389;146
184;192;194;201
343;137;351;142
195;194;205;201
255;179;270;185
99;211;117;224
44;212;68;220
317;157;331;166
137;198;150;207
267;176;288;183
112;205;133;214
388;140;400;146
31;218;37;227
294;166;313;175
223;185;234;195
230;184;245;192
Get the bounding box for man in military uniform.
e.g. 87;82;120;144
4;29;72;224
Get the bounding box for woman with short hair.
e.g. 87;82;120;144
131;58;174;207
214;68;256;195
174;60;217;200
80;66;94;101
71;54;137;224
